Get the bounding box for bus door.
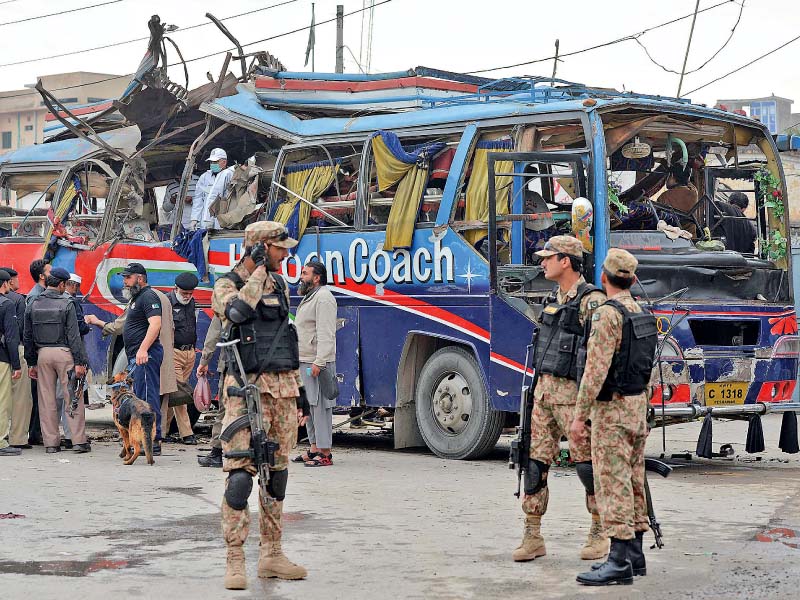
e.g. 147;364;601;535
487;151;591;403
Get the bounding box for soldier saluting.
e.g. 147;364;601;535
513;235;609;563
212;221;309;590
570;248;657;586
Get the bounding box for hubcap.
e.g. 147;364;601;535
431;371;473;435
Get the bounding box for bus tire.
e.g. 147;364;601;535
415;346;503;460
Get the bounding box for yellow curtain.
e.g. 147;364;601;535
464;143;513;246
372;134;430;251
41;178;79;255
275;163;339;240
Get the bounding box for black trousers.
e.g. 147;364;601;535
29;379;42;443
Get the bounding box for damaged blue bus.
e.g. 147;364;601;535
189;73;798;459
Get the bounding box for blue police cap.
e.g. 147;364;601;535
50;267;71;282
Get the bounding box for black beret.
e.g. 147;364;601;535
0;267;17;277
50;267;71;282
0;270;9;282
175;272;199;290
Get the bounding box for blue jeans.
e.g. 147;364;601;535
132;342;163;441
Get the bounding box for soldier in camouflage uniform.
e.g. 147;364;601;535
213;221;310;590
571;248;655;586
513;236;608;562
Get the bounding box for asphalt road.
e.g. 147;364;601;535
2;413;800;599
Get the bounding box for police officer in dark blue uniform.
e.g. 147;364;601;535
120;263;164;451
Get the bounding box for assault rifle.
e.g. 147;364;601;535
67;368;86;418
218;334;277;498
644;457;672;549
509;329;539;498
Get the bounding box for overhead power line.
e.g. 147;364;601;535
0;0;126;28
0;0;300;69
184;0;393;65
635;0;745;76
2;0;394;100
464;0;736;75
682;32;800;96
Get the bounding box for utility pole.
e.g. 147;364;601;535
335;5;344;73
676;0;701;98
551;39;560;80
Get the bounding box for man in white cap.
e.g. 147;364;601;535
202;148;237;230
53;273;90;447
192;148;228;230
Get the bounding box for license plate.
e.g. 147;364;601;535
705;382;748;406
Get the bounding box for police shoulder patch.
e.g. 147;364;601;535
152;303;160;309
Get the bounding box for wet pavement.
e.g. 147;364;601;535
2;414;800;599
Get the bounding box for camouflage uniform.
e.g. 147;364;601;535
523;276;605;519
212;221;305;589
574;285;649;541
214;262;302;542
513;235;608;563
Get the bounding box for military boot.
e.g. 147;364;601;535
628;531;646;576
580;514;609;560
224;546;247;590
257;540;307;580
512;515;546;562
591;530;645;575
576;538;633;586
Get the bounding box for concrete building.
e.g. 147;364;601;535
0;71;128;154
715;95;794;135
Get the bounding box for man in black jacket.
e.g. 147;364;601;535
0;267;31;450
24;268;90;454
163;272;199;444
716;191;756;254
0;269;23;456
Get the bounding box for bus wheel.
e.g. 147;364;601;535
415;347;503;459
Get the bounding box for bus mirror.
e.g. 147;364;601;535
571;196;593;252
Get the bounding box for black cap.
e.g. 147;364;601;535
175;272;199;290
0;267;17;277
50;267;71;282
121;262;147;277
0;269;9;282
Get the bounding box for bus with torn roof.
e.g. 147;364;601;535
0;15;293;404
187;73;799;459
1;22;797;457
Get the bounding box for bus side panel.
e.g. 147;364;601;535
358;305;490;407
334;306;361;406
488;295;536;413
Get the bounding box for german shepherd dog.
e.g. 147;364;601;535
109;371;155;465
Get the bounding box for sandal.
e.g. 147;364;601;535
293;451;318;463
305;454;333;467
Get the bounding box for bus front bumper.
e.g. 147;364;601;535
652;402;800;419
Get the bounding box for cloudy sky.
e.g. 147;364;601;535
0;0;797;124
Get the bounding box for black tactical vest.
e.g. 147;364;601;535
229;273;299;374
169;291;197;348
30;294;70;347
534;282;598;381
581;299;658;401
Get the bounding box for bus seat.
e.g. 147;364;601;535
431;148;456;181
